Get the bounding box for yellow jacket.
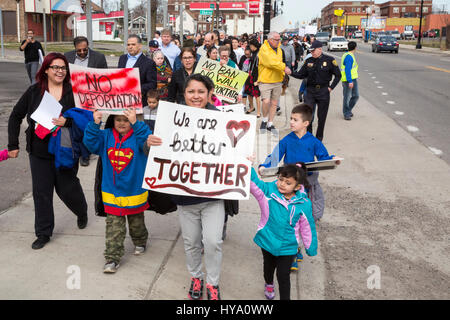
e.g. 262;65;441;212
257;40;286;83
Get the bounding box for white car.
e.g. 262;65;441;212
327;37;348;51
354;31;363;38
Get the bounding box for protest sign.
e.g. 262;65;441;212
194;57;249;104
142;101;256;200
217;103;245;114
69;63;142;114
30;91;63;130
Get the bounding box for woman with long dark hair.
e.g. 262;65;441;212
8;52;88;250
167;47;197;104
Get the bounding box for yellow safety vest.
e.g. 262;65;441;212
340;52;358;82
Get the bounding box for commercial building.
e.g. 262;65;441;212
167;0;263;36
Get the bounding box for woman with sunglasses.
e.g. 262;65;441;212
8;52;88;250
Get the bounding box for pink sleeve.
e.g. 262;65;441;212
0;149;8;162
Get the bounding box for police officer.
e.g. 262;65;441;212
292;40;341;141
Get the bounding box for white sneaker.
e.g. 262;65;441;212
134;246;146;255
103;261;120;273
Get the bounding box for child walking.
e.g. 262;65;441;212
249;161;318;300
259;103;340;270
143;89;160;133
83;108;152;273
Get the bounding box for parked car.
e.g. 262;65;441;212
402;25;415;39
387;30;401;39
353;30;363;38
427;30;437;38
327;37;348;51
413;30;419;38
315;32;330;45
371;36;399;53
140;33;148;42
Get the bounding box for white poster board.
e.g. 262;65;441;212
142;101;256;200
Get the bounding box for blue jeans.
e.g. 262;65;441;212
342;79;359;118
25;61;39;84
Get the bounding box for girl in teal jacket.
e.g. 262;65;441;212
250;163;318;300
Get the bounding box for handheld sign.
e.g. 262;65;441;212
260;158;344;177
30;91;63;130
142;101;256;200
69;63;142;114
194;57;249;104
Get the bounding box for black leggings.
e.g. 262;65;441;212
261;248;296;300
29;154;88;238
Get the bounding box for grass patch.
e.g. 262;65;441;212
398;39;443;49
3;42;124;57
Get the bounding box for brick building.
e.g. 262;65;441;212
321;0;434;37
0;0;27;42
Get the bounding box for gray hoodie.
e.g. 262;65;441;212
281;43;296;67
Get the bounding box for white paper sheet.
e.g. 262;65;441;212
30;91;63;130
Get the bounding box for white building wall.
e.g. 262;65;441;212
176;13;195;34
76;19;120;41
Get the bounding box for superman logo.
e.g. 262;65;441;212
107;147;134;173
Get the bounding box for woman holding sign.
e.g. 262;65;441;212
147;74;225;300
7;53;88;250
167;48;197;104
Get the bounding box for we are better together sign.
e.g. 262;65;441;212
69;64;143;114
195;57;249;103
142;102;256;200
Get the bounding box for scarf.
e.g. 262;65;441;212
156;63;167;73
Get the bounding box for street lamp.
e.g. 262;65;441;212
416;0;424;49
364;6;369;42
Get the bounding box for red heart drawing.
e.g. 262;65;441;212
145;177;156;188
107;147;134;173
226;120;250;148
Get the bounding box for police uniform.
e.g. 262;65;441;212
292;42;341;141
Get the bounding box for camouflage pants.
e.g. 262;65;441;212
104;213;148;263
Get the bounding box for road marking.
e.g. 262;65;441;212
425;66;450;74
428;147;443;155
364;69;369;71
407;125;419;132
382;92;388;95
377;86;383;88
371;76;376;79
368;73;373;75
374;81;380;84
395;111;404;115
386;100;395;104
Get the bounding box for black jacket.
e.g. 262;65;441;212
64;48;108;69
167;64;196;104
118;53;157;106
291;53;341;89
8;83;75;158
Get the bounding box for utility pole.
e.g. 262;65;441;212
364;6;369;42
416;0;424;49
180;3;184;47
0;8;4;59
263;0;271;40
124;0;128;53
86;0;93;48
215;1;220;30
43;8;47;52
147;0;151;45
163;0;168;30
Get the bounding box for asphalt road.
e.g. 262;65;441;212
324;41;450;165
0;62;33;212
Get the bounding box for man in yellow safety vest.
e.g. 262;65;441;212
341;41;359;120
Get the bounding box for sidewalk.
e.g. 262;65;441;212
0;78;449;300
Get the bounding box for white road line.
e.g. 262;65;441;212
394;111;404;115
364;69;369;71
377;86;383;88
428;147;443;155
407;125;419;132
371;76;376;79
368;72;373;75
374;81;380;84
382;92;388;95
386;100;395;104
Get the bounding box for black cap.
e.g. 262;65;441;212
148;40;159;48
310;40;323;49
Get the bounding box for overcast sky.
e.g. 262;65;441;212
98;0;449;24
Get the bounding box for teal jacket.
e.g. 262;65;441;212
250;168;318;257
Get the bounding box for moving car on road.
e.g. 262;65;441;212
327;37;348;51
315;31;330;45
372;36;399;53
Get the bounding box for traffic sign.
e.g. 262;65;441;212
200;10;213;15
210;3;215;9
206;16;223;23
334;9;344;16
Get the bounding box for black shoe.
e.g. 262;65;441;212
188;277;204;300
80;158;90;167
350;113;354;117
267;125;279;135
344;116;351;121
77;215;88;229
259;121;267;131
32;236;50;250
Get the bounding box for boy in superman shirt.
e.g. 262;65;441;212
84;108;152;273
258;103;340;270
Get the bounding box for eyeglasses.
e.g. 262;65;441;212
76;48;88;53
182;56;194;60
49;65;68;72
220;55;229;59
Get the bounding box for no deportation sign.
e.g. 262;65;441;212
142;101;256;200
69;64;143;114
195;57;248;104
